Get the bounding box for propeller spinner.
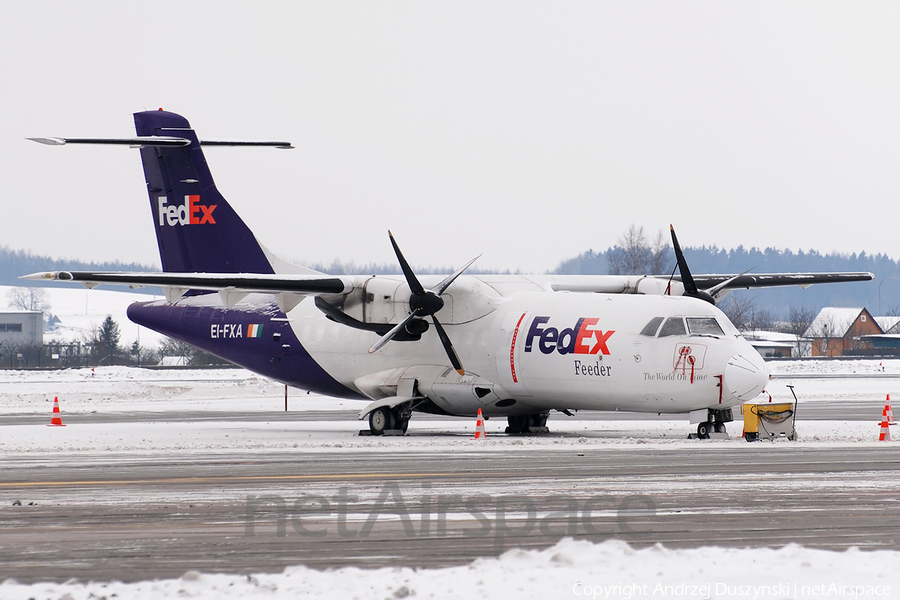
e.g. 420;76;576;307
368;231;480;375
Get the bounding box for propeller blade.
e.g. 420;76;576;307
670;225;698;295
368;310;419;354
670;225;716;305
388;231;425;295
704;267;755;300
432;254;481;296
431;316;464;375
375;230;472;372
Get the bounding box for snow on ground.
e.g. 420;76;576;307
0;364;896;454
2;361;899;598
0;365;304;414
767;358;900;376
0;411;892;455
1;539;898;599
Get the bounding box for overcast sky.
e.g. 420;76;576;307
2;2;898;274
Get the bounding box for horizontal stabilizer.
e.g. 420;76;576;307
27;136;292;149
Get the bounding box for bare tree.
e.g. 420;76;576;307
156;337;231;366
779;305;817;356
607;225;672;275
781;306;817;336
882;304;900;317
158;337;197;365
719;293;755;332
749;308;776;332
804;312;846;356
649;229;672;276
608;225;646;275
6;287;49;312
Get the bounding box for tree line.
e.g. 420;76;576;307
4;226;894;350
553;225;890;320
0;245;155;288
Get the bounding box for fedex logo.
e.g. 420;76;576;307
157;195;217;227
524;317;614;355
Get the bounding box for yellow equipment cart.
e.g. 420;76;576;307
741;401;796;442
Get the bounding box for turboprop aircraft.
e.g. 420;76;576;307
26;110;874;438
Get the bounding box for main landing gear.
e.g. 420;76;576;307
365;405;410;436
505;411;551;434
690;408;733;440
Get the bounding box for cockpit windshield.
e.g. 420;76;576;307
639;316;664;337
686;317;725;337
658;317;687;337
641;316;727;338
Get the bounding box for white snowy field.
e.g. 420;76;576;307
1;361;899;598
1;539;897;600
0;362;896;454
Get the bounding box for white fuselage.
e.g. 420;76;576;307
279;274;769;417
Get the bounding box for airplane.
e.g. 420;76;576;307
25;110;874;439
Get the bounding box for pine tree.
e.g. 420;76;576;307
98;315;121;365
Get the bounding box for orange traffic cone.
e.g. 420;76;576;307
48;396;65;427
472;408;486;440
883;394;895;425
878;419;892;442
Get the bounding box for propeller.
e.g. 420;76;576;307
368;231;480;375
669;225;716;304
669;225;755;304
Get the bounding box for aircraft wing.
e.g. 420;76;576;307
23;270;875;298
21;270;352;297
543;271;875;297
690;272;875;291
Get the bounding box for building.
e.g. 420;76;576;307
859;316;900;353
0;311;43;348
803;307;881;357
744;330;797;358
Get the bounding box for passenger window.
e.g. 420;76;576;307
686;317;725;336
640;317;664;337
658;317;687;337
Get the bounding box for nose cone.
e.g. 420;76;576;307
724;352;768;401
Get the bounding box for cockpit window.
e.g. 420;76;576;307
686;317;725;337
640;317;664;337
658;317;687;337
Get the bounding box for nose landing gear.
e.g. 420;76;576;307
690;408;733;440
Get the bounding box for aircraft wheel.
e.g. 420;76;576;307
506;415;528;434
369;407;395;435
697;422;710;439
531;412;549;428
713;422;726;434
390;405;410;435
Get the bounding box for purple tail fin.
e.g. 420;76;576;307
133;110;275;274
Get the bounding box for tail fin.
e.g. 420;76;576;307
133;110;305;274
